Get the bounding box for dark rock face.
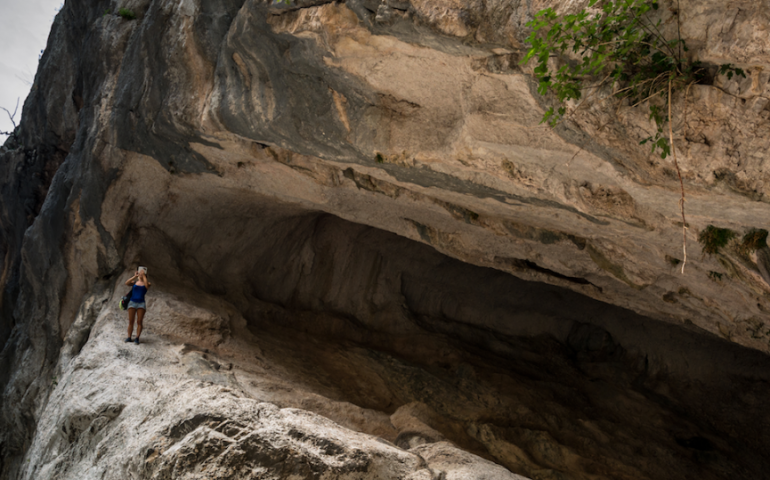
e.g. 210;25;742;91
2;0;770;479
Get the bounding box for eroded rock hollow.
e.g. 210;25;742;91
1;0;769;479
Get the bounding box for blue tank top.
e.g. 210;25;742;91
130;284;147;303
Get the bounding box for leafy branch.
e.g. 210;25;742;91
521;0;745;274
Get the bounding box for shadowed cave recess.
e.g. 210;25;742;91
130;199;770;480
2;0;770;479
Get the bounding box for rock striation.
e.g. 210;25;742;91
1;0;770;479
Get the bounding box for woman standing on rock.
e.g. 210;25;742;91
125;267;151;344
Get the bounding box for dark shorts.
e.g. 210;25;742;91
128;301;146;310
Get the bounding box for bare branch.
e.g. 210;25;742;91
0;98;20;138
682;80;696;140
626;8;678;59
580;72;615;92
628;88;664;109
1;98;20;130
610;71;670;100
14;74;32;87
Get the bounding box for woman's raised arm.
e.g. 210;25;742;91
125;273;138;286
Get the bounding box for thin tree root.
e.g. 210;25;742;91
668;79;687;275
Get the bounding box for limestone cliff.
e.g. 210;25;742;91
1;0;770;479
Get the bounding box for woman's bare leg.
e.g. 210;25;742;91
136;309;145;339
127;308;136;338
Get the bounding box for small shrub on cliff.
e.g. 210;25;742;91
118;8;136;20
698;225;735;255
737;228;769;259
741;228;768;251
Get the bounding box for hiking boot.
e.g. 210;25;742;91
124;337;132;342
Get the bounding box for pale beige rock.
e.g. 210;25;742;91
412;442;532;480
20;291;525;480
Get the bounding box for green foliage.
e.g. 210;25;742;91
103;8;111;16
522;0;745;159
707;271;723;282
118;8;136;20
718;63;746;81
375;152;385;163
698;225;735;255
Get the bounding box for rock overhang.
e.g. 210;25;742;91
76;0;770;353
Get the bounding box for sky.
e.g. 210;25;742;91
0;0;63;141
